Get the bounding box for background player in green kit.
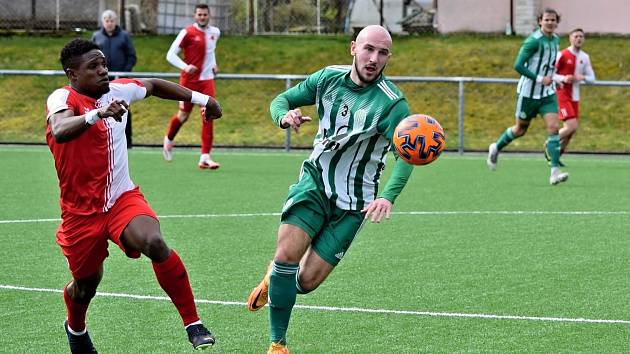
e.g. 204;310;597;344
487;7;569;185
246;25;414;354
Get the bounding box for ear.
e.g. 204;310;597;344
65;68;77;81
350;41;356;56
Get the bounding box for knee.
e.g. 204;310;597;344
178;111;190;122
274;247;302;264
513;126;527;137
143;234;170;261
73;283;97;302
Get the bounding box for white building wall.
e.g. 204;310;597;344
436;0;510;33
436;0;630;35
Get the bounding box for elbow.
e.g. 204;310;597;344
50;124;69;143
51;131;68;143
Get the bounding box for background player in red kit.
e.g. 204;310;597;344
46;39;221;353
553;28;596;165
163;3;221;169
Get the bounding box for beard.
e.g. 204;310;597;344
354;60;385;85
96;82;111;96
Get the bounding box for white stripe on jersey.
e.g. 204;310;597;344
98;82;144;211
377;81;398;100
327;65;351;72
103;119;114;212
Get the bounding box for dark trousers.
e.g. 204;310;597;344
125;110;133;148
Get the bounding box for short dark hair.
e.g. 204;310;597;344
60;38;101;71
570;28;584;35
538;7;561;23
195;4;209;12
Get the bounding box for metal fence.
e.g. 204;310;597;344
2;69;629;152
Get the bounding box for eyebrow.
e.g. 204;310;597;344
364;43;390;53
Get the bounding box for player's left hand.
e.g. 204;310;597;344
202;96;222;121
213;65;219;75
362;198;392;223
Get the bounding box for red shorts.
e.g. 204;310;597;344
558;98;579;121
56;187;158;279
178;78;215;112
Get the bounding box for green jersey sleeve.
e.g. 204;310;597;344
269;69;324;127
377;98;414;204
379;156;414;204
513;35;540;80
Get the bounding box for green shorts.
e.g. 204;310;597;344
281;163;366;266
515;94;558;120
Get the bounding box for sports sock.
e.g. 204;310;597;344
496;127;516;150
166;115;183;141
201;118;213;155
268;261;299;344
152;250;200;326
64;284;90;333
546;134;561;168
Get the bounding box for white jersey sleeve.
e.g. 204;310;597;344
166;28;188;71
46;88;71;121
109;79;147;105
581;52;596;83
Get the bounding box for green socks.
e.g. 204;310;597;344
496;127;516;150
268;261;299;344
546;134;561;167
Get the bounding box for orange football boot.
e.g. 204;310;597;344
267;342;289;354
247;261;273;312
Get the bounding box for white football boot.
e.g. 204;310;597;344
550;168;569;185
487;143;499;171
163;136;174;162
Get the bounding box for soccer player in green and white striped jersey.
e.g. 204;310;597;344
246;25;415;353
487;7;569;185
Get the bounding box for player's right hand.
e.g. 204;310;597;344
281;109;312;133
98;100;128;122
184;64;198;74
202;97;222;121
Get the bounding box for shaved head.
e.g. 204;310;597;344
354;25;392;49
350;25;393;86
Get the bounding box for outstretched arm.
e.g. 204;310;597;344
363;99;414;223
270;69;323;128
138;78;222;120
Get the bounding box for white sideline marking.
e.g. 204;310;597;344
1;284;628;325
1;210;629;225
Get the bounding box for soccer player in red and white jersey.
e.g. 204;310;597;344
163;3;221;169
554;28;596;164
46;39;222;352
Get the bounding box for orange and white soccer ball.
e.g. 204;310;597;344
393;114;445;165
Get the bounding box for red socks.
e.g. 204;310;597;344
167;112;214;155
201;118;213;155
64;285;90;333
166;115;183;141
152;250;200;326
